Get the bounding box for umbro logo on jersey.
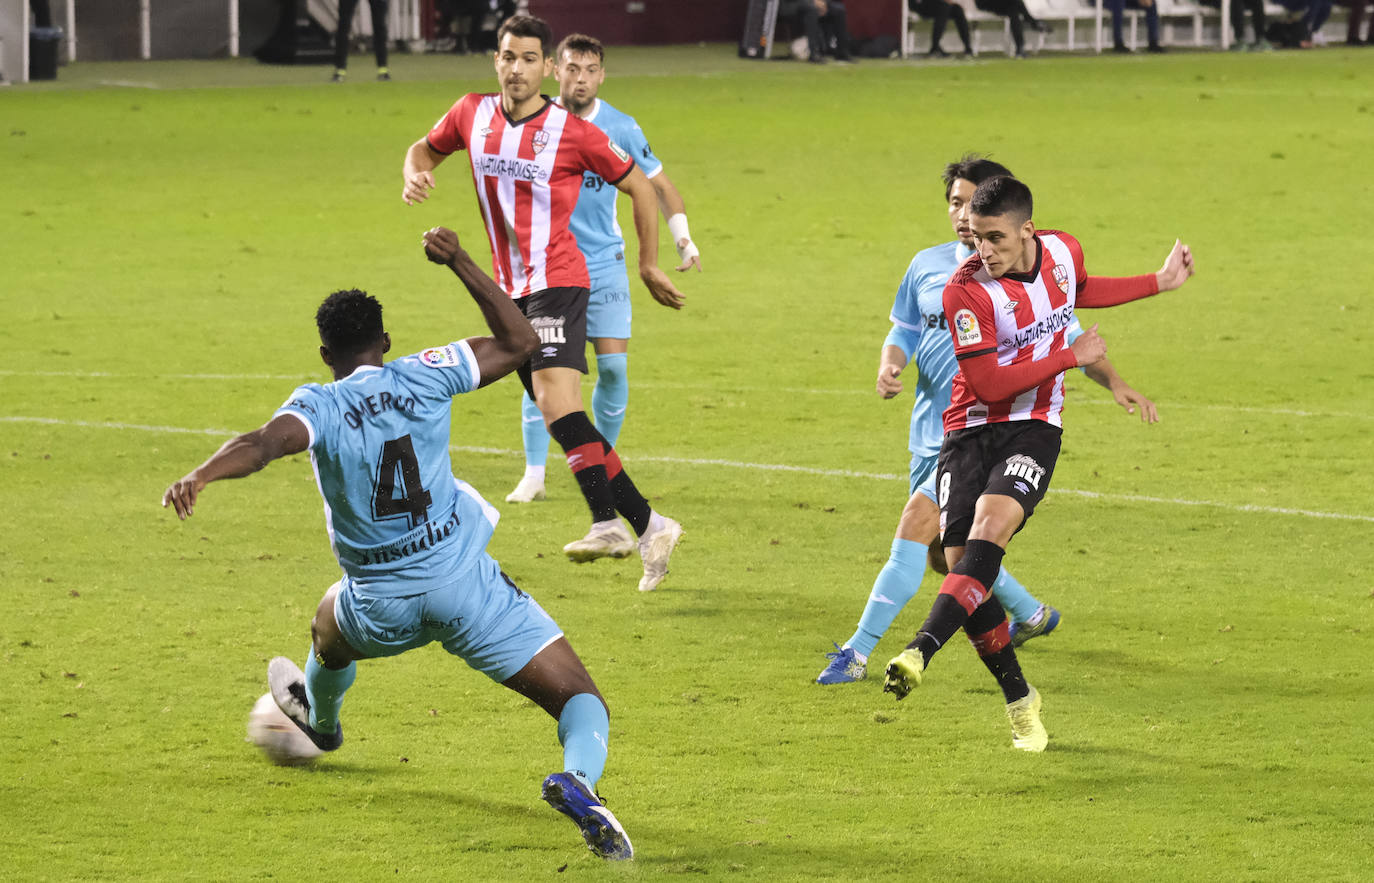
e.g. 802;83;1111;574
1003;299;1020;314
1052;263;1070;295
478;126;492;137
541;346;558;357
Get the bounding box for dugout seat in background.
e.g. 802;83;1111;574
1156;0;1207;46
901;0;1018;56
1025;0;1098;48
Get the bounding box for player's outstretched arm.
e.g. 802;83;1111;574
1154;239;1195;292
402;138;446;206
1079;240;1195;308
423;226;539;386
1082;356;1159;423
616;167;685;309
650;170;701;273
161;415;310;520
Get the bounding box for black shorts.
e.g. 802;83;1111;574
935;420;1062;548
517;286;589;374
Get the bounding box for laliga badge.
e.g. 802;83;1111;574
419;345;461;369
954;309;982;346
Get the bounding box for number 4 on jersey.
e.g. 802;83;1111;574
373;435;432;528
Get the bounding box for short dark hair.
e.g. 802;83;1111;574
942;154;1014;200
556;33;604;63
970;175;1033;223
316;289;383;357
497;14;554;57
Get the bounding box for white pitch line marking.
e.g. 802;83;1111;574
1;370;1366;422
5;415;1371;524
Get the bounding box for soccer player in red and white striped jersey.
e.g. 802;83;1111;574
884;175;1194;752
399;16;685;592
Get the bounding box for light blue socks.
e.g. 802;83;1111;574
590;352;628;446
557;692;610;791
304;651;356;734
990;567;1041;624
848;537;928;659
520;391;550;469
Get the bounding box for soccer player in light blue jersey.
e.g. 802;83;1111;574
816;156;1158;685
162;227;634;861
506;33;701;505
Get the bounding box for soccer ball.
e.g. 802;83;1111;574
246;692;322;766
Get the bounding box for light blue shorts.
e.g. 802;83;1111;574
909;452;939;504
585;262;632;340
333;553;563;683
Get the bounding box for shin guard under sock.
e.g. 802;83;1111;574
304;652;356;734
601;443;651;535
965;598;1029;702
907;539;1007;663
557;693;610;792
850;538;928;658
549;412;618;523
591;352;629;446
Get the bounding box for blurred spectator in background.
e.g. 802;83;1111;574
1105;0;1164;52
973;0;1051;58
780;0;854;62
438;0;517;54
1338;0;1373;42
909;0;975;56
30;0;53;27
1212;0;1271;50
333;0;390;81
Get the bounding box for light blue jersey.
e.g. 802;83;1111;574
885;241;973;461
563;98;663;273
886;240;1082;462
275;341;501;598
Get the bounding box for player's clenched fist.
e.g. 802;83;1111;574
876;364;904;399
1069;323;1107;367
423;226;462;265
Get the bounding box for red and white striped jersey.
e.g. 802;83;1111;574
943;230;1087;431
426;94;636;298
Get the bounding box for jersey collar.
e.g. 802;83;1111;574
1000;236;1043;284
502;96;553;127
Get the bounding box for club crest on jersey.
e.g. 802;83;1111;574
531;129;549;155
608;139;630;163
1052;263;1070;295
954;309;982;346
419;345;462;368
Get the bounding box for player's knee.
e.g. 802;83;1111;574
597;362;627;390
896;494;940;542
310;588;354;668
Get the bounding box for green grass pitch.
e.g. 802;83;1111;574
2;45;1373;879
